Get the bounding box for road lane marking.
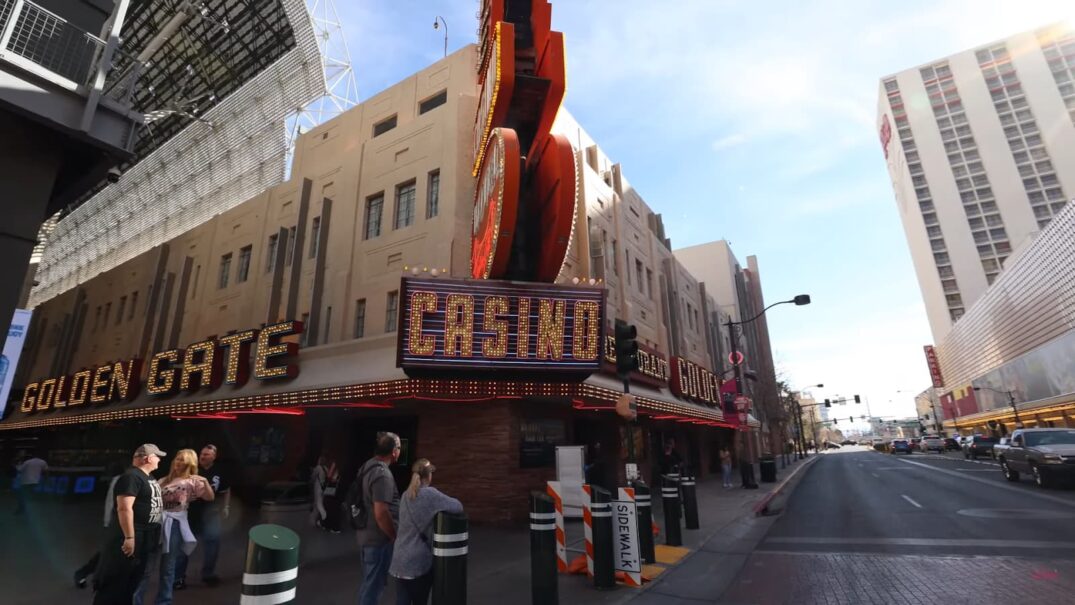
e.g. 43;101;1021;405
896;458;1075;509
954;469;996;472
871;473;880;478
765;537;1075;548
901;495;922;508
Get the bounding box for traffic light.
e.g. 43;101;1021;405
850;417;854;423
854;395;861;403
614;319;639;378
833;418;838;424
824;399;831;407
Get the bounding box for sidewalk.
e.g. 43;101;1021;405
0;455;816;604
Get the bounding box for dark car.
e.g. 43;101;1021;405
943;437;961;451
890;439;912;454
963;435;999;459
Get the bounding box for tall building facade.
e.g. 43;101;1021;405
878;23;1075;341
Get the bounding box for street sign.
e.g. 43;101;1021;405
728;351;745;366
613;488;642;587
734;395;752;413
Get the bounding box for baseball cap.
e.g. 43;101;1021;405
134;444;167;458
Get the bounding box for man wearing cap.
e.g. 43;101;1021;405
93;444;166;605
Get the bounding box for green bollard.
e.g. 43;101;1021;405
242;524;300;604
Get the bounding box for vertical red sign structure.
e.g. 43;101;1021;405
923;345;943;388
472;0;576;283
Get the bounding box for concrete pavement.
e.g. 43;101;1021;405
0;456;811;604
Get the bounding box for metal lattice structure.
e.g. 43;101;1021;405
29;0;348;307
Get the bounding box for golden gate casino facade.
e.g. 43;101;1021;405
0;1;754;524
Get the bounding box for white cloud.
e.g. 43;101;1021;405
712;133;748;151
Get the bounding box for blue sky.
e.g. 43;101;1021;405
332;1;1074;425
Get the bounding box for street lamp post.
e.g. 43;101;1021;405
433;16;448;58
727;294;810;487
973;386;1021;431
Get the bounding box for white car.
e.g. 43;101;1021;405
920;436;945;452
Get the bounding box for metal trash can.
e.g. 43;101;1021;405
759;456;777;483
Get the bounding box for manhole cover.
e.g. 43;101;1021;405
956;508;1075;520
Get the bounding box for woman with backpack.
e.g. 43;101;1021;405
389;459;463;605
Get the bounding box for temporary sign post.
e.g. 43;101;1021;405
613;487;642;587
0;309;31;419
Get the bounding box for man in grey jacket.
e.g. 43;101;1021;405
356;432;401;605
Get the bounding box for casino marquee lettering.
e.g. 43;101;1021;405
398;277;606;372
20;320;303;415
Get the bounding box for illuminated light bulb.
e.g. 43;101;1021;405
431;268;439;277
588;278;596;286
423;267;429;272
411;267;420;276
572;277;580;284
404;265;409;271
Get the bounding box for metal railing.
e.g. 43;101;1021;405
0;0;141;107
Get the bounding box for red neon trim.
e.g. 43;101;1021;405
232;407;306;416
171;413;237;421
305;402;395;409
652;415;678;420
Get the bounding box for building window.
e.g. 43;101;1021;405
612;240;619;275
419;90;447;114
625;250;632;285
192;265;200;299
635;260;644;293
285;226;297;266
385;291;399;333
129;291;138;320
354;299;366;338
309;217;321;259
394;181;416;230
300;312;310;346
365;194;384;240
646;268;653;297
266;234;278;273
426;170;440;218
373;114;397;137
219;253;232;289
116;296;126;325
93;306;101;332
104;302;111;327
237;245;252;283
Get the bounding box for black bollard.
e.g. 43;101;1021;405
633;482;655;564
433;511;468;605
589;485;616;590
529;491;559;605
681;476;699;530
242;524;300;604
661;475;682;547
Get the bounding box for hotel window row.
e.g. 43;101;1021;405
920;62;1010;288
976;44;1067;233
884;77;965;321
218;245;253;289
371;89;448;138
1036;27;1075;126
364;170;441;240
91;289;141;332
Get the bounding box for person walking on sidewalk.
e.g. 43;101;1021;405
14;452;47;515
310;452;341;532
357;432;401;605
93;444;165;605
390;459;463;605
720;447;734;488
135;448;214;605
175;444;230;589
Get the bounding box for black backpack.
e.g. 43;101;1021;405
342;465;373;530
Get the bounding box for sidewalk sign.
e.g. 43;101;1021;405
613;487;642;587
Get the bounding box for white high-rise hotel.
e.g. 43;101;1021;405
878;23;1075;342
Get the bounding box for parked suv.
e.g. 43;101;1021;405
943;437;961;451
996;428;1075;488
890;439;912;454
963;435;999;460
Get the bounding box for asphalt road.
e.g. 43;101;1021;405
718;447;1075;605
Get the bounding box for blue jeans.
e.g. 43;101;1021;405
176;510;221;580
134;522;181;605
721;463;733;486
358;543;394;605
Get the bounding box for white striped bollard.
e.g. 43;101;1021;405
681;476;699;530
633;482;655;564
433;511;468;605
530;491;559;604
241;524;299;604
661;475;682;547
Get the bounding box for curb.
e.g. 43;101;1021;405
753;454;820;516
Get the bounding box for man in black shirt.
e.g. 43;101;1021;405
176;444;230;588
93;444;166;605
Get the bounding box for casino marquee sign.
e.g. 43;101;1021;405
397;277;606;375
18;320;303;416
